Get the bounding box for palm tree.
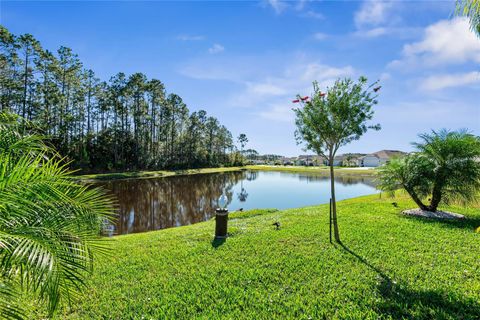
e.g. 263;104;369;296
456;0;480;37
379;129;480;212
0;113;114;318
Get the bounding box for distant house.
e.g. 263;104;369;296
360;150;406;167
341;153;366;167
297;155;327;166
360;154;380;167
276;150;406;167
280;157;297;166
333;155;344;166
251;159;266;165
326;155;345;166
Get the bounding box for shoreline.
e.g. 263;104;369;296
76;166;245;182
76;165;377;181
246;165;377;176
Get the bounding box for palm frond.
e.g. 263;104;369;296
456;0;480;36
0;114;115;317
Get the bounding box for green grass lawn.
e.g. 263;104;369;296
25;193;480;319
246;165;377;176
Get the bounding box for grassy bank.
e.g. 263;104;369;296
246;164;377;176
77;166;245;181
25;193;480;319
77;165;375;181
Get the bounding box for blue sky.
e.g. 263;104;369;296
1;0;479;156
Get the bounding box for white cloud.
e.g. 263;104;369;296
352;0;401;38
265;0;322;18
354;27;388;38
230;62;354;108
420;72;480;91
266;0;287;14
208;43;225;54
312;32;329;40
352;26;423;40
303;10;324;20
376;99;479;128
354;0;394;28
179;55;268;82
230;62;355;122
258;104;294;122
379;72;391;81
390;17;480;68
179;53;355;122
177;34;205;41
248;82;286;96
294;0;308;11
297;63;355;83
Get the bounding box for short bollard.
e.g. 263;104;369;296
215;208;229;239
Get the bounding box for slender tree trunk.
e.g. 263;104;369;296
328;154;341;243
87;77;91;133
22;49;29;119
150;98;155;156
404;186;429;211
427;180;443;212
170;111;175;166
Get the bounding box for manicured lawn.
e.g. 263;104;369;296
246;165;377;176
25;193;480;319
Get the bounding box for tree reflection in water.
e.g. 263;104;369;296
294;173;377;188
99;171;245;235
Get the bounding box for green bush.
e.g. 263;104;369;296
378;129;480;212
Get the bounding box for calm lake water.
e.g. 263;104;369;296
99;170;378;236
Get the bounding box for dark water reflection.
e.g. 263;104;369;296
99;170;378;236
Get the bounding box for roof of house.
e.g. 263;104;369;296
373;150;407;159
342;153;366;159
358;150;406;160
298;154;327;159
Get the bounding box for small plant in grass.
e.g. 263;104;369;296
378;129;480;212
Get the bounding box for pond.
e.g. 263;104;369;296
99;170;379;236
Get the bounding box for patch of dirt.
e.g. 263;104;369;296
402;208;465;220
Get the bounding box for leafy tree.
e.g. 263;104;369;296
237;133;248;152
17;34;41;120
293;77;380;242
456;0;480;36
379;129;480;212
0;113;114;318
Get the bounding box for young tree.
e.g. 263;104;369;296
379;129;480;212
293;77;380;243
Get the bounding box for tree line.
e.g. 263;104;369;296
0;26;242;171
